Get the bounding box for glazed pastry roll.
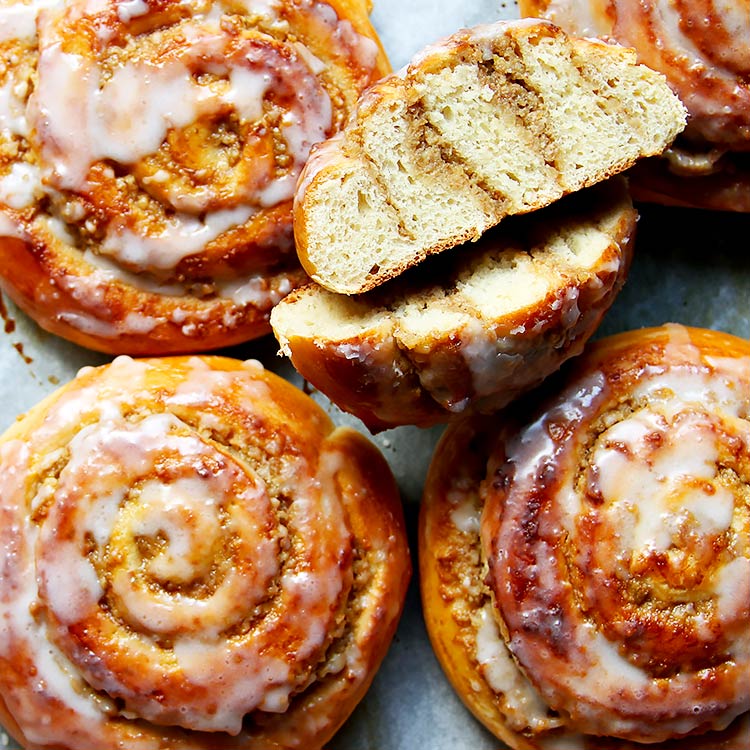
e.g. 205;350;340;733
293;18;684;294
0;355;410;750
520;0;750;211
420;324;750;749
0;0;389;354
272;178;635;432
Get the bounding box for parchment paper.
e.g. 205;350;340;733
2;1;749;748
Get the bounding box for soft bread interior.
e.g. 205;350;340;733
276;178;629;355
296;20;685;294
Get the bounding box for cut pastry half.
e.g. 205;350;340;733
420;324;750;749
293;18;686;294
272;177;636;432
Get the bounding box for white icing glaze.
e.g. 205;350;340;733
58;251;202;328
0;0;63;43
22;4;337;279
0;161;42;208
231;0;281;17
77;250;180;299
457;319;525;401
217;273;293;305
0;76;30;138
170;355;272;407
714;556;750;628
592;407;736;552
101;205;256;270
1;0;383;335
474;604;555;732
619;0;727;119
54;310;124;338
41;412;277;641
115;0;147;23
31;15;333;192
329;16;378;71
447;484;481;534
31;47;219;188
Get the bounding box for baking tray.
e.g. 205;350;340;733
1;1;749;748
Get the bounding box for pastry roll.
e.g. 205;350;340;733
0;355;410;750
420;324;750;749
520;0;750;211
272;178;636;432
293;18;684;294
0;0;389;353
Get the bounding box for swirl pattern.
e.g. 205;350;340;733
420;325;750;749
0;355;410;749
0;0;389;353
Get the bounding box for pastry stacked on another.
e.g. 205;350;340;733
0;355;410;750
521;0;750;211
420;324;750;749
0;0;389;354
272;18;686;430
273;178;636;431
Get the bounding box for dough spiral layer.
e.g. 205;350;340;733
0;0;389;353
0;355;410;749
420;325;750;749
520;0;750;210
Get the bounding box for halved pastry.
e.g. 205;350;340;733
293;18;685;294
0;355;410;750
0;0;389;353
520;0;750;211
420;324;750;749
272;178;635;432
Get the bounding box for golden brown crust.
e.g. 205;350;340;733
0;355;410;750
0;232;311;355
274;179;637;432
420;324;750;749
520;0;750;211
0;0;390;354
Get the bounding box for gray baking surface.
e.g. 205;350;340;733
1;0;749;748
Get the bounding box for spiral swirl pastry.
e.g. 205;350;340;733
0;355;410;750
420;324;750;749
520;0;750;210
0;0;389;353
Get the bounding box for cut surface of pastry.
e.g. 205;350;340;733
272;177;636;431
0;354;410;750
293;18;686;294
0;0;389;353
521;0;750;211
420;324;750;749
